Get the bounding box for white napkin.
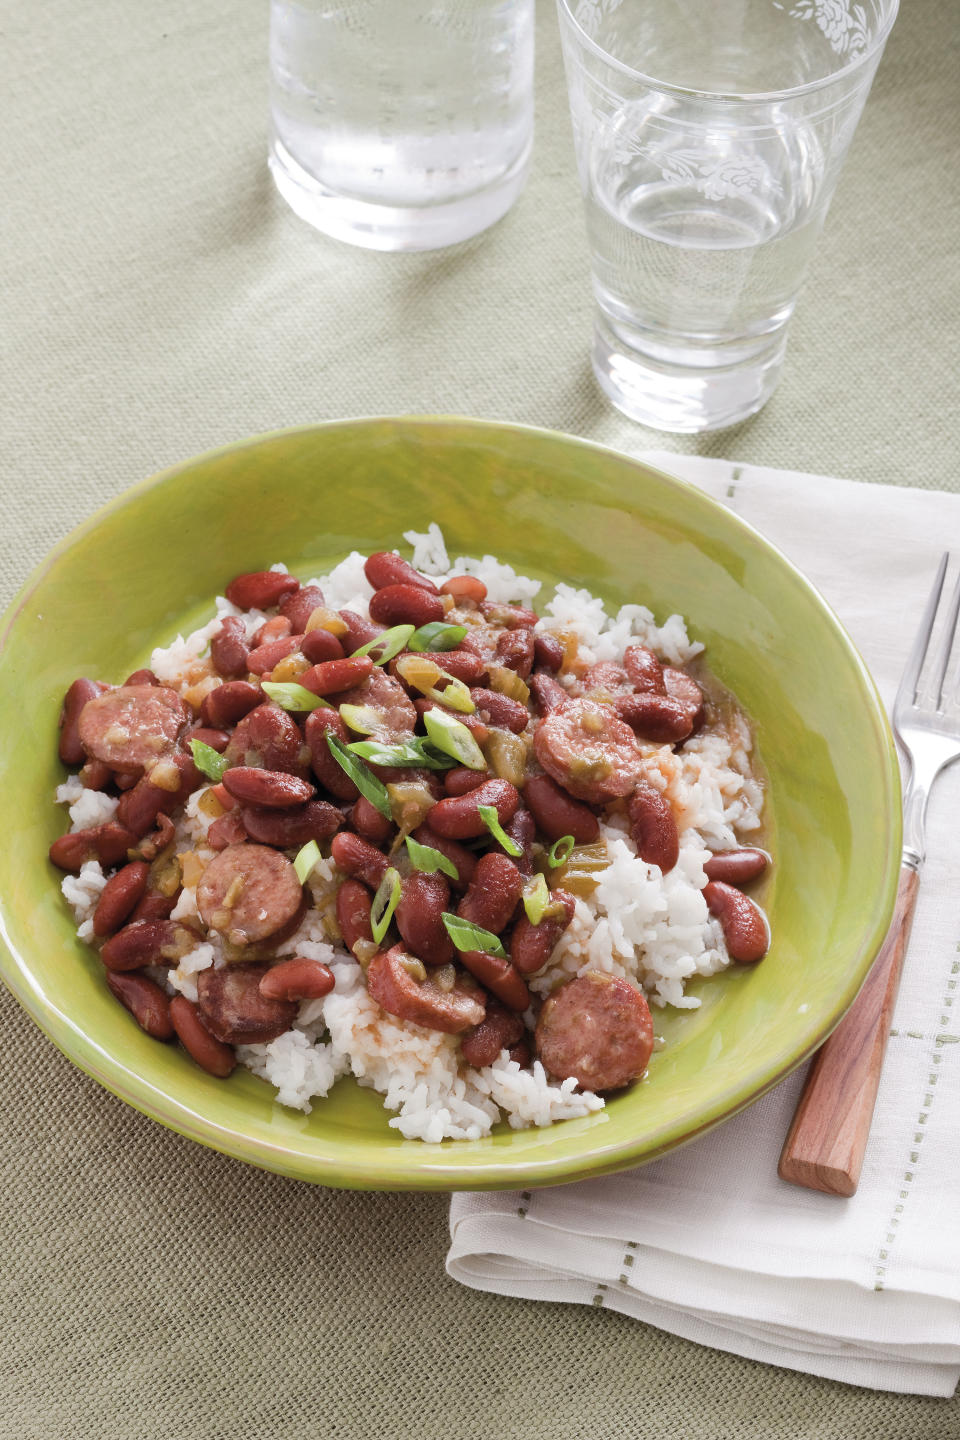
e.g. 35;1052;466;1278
447;454;960;1398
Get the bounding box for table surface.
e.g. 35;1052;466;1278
2;3;958;1436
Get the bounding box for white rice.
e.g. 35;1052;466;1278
56;776;120;831
63;525;768;1141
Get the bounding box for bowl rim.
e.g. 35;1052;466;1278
0;415;903;1189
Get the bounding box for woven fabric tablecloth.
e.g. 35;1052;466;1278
2;3;958;1437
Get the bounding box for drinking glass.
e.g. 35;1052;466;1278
269;0;535;252
557;0;899;432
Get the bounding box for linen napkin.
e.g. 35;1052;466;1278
447;454;960;1399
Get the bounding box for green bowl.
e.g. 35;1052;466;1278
0;418;901;1190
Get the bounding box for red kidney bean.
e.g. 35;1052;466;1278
225;703;309;776
92;860;150;938
431;650;488;685
207;811;250;850
300;627;345;664
136;811;176;863
349;794;394;844
410;823;476;892
460;999;525;1068
364;551;440;595
367;946;486;1034
48;822;138;873
459;949;530;1013
301;656;374;696
704;847;769;886
115;773;139;790
469;688;529;734
503;808;536;875
123;668;159;687
536;973;653;1092
703;881;769;963
614;692;693;744
664;668;705;731
443;767;493;797
277;584;325;632
495;629;535;679
532;632;564;672
523;774;599;844
628;782;679;874
252;614;292;647
457;853;523;934
224;570;299;611
396;871;454;966
79;759;112;791
582;661;634;698
336;878;374;956
260;957;336;1002
528;673;569;715
184;726;230;753
169;995;236;1078
210;616;250;679
440;575;487;603
304;709;359;801
623;645;666;695
200;680;262;729
427;779;520;839
510;890;576;975
129;889;179;923
100;918;188;972
246;635;302;675
338;610;383;651
479;602;538;629
330;831;389;889
59;678;109;765
221;767;314;808
105;970;174;1041
414;699;490;745
240;798;342;848
369;584;444;629
508;1038;531;1067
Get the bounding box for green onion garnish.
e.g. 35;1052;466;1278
189;738;229;782
522;873;550;925
548;835;575;868
261;681;332;712
406;835;458;881
294;840;321;885
440;912;507;959
477;804;522;856
350;624;414;665
423;674;475;713
407;621;467;652
348;736;452;771
326;734;392;819
338;703;382;735
422;708;487;770
370;866;402;944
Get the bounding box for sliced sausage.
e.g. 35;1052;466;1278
628;782;679;874
196;843;304;946
460;1000;526;1069
395;871;454;967
240;798;343;848
581;661;634;698
196;963;297;1044
523;773;599;844
207;811;250;850
510;890;576;975
224;702;309;777
479;602;537;629
366;946;486;1034
535;972;654;1092
533;701;644;804
77;685;186;771
457;853;523;935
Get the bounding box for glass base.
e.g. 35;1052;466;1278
592;313;788;434
269;136;532;252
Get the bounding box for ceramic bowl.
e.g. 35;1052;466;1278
0;418;901;1189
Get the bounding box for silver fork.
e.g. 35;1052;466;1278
779;553;960;1196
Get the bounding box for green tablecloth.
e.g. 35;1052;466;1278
2;3;957;1435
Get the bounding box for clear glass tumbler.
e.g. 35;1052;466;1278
557;0;899;432
269;0;535;252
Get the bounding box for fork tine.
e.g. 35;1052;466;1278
899;552;949;709
930;564;960;709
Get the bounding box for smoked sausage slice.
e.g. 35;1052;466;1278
533;701;644;804
535;972;654;1092
196;843;303;946
77;684;186;771
196;963;297;1045
366;946;486;1034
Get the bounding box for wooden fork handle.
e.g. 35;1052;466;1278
778;864;920;1197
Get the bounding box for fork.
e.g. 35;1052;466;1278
779;552;960;1197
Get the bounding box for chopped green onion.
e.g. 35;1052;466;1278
348;737;453;771
370;867;402;944
189;739;229;782
422;674;475;713
407;621;467;653
406;835;459;881
422;708;487;770
548;835;575;868
440;912;507;959
350;624;415;665
326;734;392;819
294;840;321;885
522;873;550;925
477;804;522;857
261;681;331;712
338;703;383;735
